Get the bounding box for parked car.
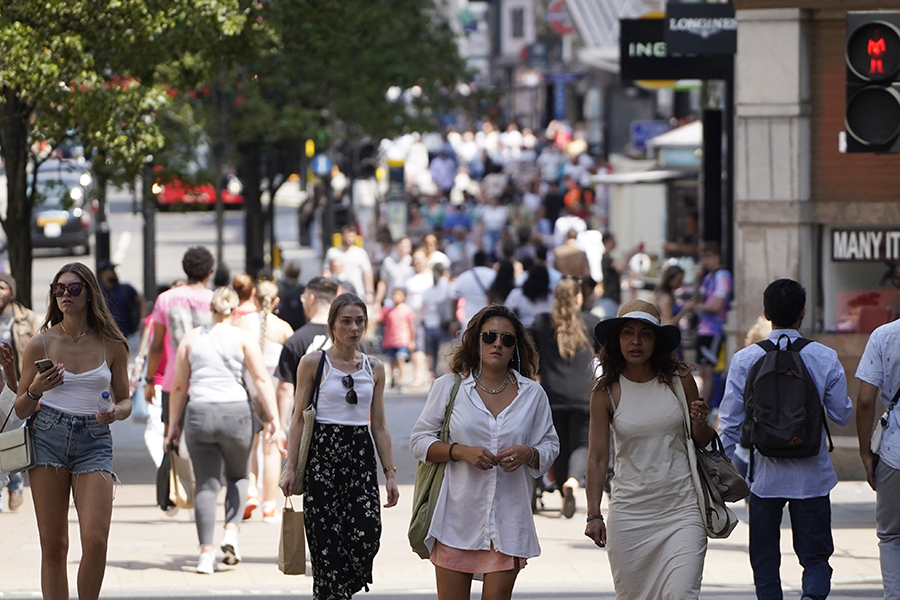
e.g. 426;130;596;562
154;172;244;210
30;160;93;255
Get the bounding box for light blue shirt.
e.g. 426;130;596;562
855;319;900;471
718;329;853;499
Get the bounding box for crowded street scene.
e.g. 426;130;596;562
0;1;896;599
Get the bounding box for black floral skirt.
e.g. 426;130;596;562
304;422;381;599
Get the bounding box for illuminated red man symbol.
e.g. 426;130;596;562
869;29;886;74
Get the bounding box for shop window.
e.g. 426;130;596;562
823;226;900;333
511;8;525;39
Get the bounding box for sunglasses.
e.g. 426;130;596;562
481;331;516;348
50;282;85;297
342;374;358;405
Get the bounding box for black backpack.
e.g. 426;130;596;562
740;335;833;478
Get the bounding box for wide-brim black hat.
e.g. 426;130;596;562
593;299;682;354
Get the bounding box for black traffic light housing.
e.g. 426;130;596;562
845;11;900;153
357;140;377;179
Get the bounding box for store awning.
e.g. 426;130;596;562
647;121;703;149
591;169;698;185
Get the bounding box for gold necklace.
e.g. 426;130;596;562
60;322;89;343
474;370;512;394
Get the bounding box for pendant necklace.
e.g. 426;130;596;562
474;370;512;394
61;322;89;343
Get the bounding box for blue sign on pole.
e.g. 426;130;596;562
631;120;671;153
312;154;332;177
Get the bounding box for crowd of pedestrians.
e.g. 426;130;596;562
0;121;894;600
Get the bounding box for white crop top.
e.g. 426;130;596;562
315;353;374;426
40;335;112;416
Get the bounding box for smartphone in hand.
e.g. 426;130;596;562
35;359;54;373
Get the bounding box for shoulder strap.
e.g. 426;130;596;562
309;350;327;410
889;385;900;411
1;404;15;433
755;340;776;353
472;270;489;295
790;337;814;353
208;327;245;388
439;374;462;443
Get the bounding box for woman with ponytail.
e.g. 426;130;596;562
237;279;294;522
529;276;601;518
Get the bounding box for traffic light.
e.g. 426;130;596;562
357;140;377;179
845;11;900;153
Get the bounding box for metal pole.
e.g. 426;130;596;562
141;160;157;303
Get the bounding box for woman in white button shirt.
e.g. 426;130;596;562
410;304;559;600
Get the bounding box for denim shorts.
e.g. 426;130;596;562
31;405;114;475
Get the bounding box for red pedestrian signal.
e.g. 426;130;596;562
845;12;900;152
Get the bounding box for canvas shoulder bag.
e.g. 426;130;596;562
0;402;35;475
283;350;327;496
675;377;741;539
408;374;462;559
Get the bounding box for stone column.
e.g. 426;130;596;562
734;8;815;336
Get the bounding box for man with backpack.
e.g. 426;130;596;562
718;278;852;600
855;318;900;600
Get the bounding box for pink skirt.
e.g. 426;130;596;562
430;540;527;574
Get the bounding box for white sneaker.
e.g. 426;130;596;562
220;528;241;566
196;550;216;574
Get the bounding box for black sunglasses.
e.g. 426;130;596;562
481;331;516;348
50;282;85;297
342;374;358;405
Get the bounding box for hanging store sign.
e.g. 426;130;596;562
665;3;737;55
619;19;732;81
832;228;900;261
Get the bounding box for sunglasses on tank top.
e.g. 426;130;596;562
342;374;358;404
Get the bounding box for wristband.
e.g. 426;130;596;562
449;442;460;462
383;465;397;474
145;377;154;385
26;389;42;401
586;513;604;523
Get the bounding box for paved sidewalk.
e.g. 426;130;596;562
0;415;884;598
0;483;883;598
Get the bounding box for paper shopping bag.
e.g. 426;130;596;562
169;446;194;509
278;498;306;575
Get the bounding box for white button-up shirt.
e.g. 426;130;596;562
409;372;559;559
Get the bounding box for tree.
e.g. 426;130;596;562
200;0;473;269
0;1;246;305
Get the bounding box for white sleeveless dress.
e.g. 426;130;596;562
607;376;707;600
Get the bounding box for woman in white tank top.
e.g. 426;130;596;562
281;293;399;599
237;279;294;522
14;262;131;600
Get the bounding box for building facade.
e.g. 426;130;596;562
735;0;900;476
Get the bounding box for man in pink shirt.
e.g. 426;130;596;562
144;246;215;430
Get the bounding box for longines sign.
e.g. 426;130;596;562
832;229;900;262
665;3;737;55
619;19;732;81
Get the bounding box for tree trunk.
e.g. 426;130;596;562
0;89;34;308
238;139;265;277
